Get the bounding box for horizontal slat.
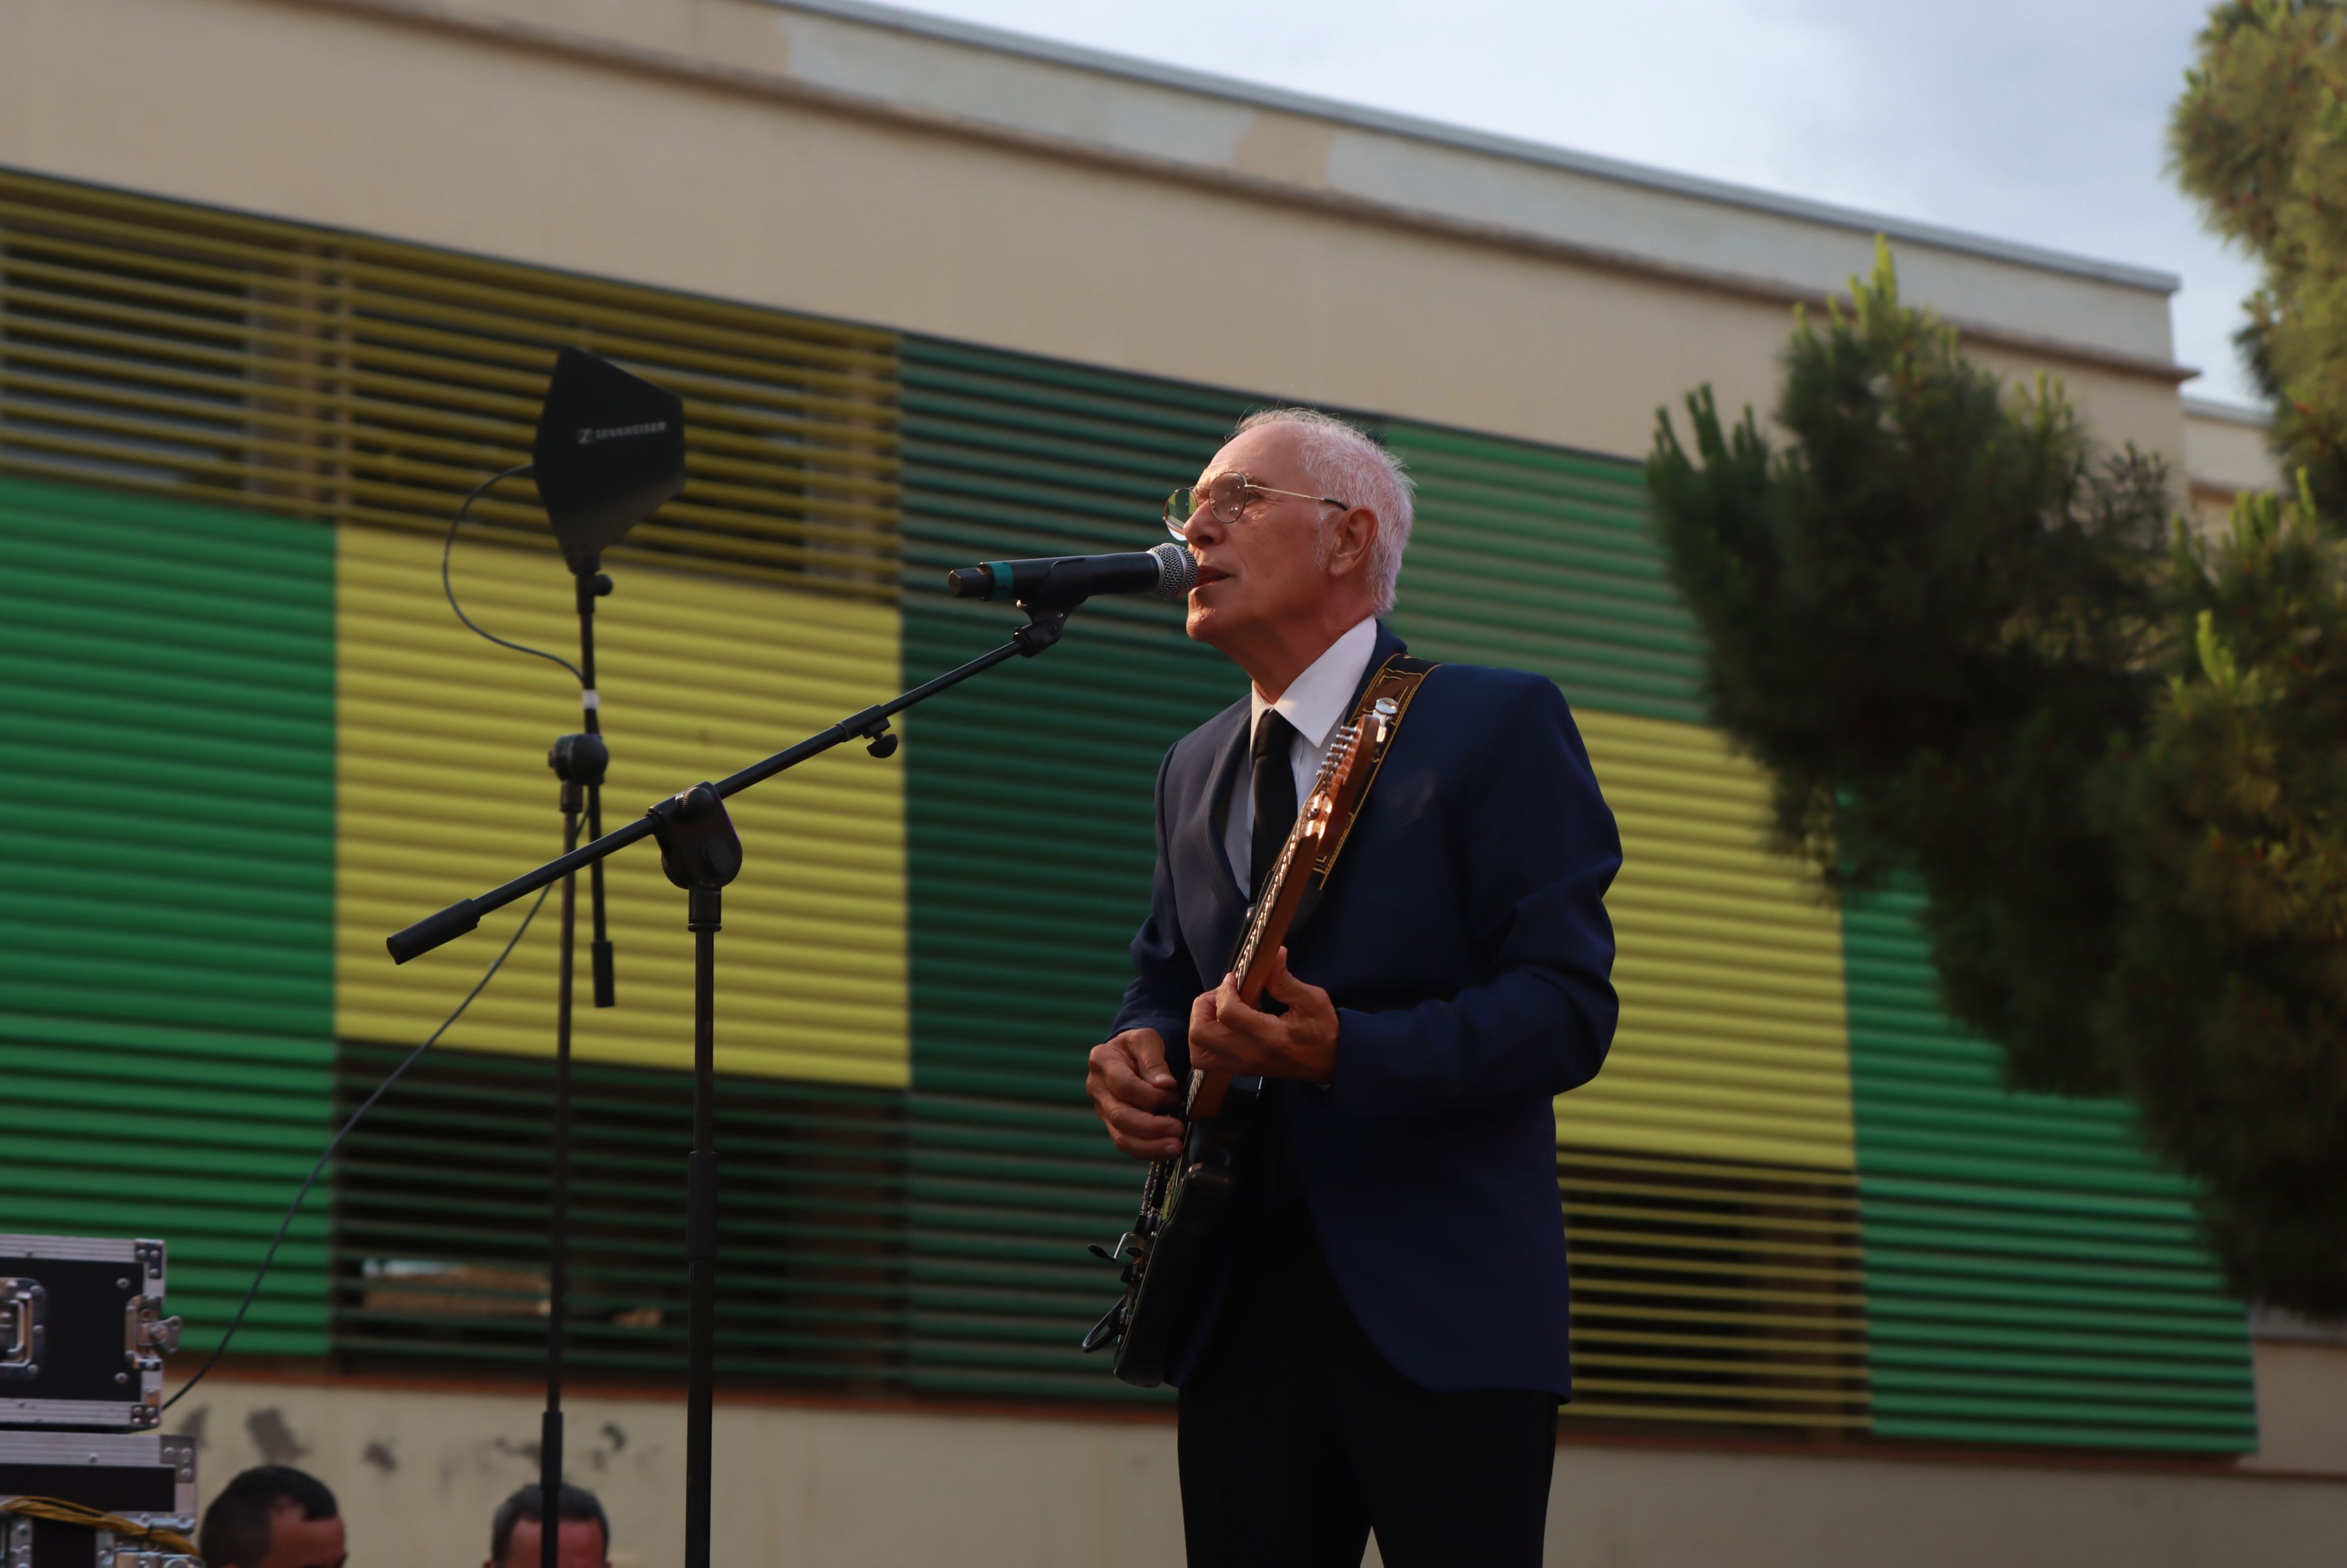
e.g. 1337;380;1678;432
1555;1148;1868;1433
333;521;909;1086
1557;708;1855;1169
1843;885;2256;1451
901;337;1253;1111
0;476;335;1352
333;1043;906;1386
1384;421;1705;726
0;165;900;593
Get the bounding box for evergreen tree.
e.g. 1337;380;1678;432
1649;245;2347;1314
2173;1;2347;510
1649;249;2169;1096
2104;487;2347;1308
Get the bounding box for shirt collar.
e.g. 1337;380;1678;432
1250;618;1380;750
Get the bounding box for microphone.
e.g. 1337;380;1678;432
946;542;1197;607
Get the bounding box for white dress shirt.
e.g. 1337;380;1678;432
1221;616;1380;896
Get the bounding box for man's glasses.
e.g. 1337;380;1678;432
1163;470;1347;540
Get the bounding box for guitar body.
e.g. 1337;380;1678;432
1104;1075;1261;1388
1084;658;1431;1388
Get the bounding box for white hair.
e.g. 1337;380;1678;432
1232;406;1415;616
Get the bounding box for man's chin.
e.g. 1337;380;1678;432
1185;598;1234;646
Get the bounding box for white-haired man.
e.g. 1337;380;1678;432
1087;408;1622;1565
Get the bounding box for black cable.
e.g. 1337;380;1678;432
162;884;552;1412
441;463;583;685
167;466;582;1411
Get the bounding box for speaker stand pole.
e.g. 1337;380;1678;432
541;557;617;1568
539;767;583;1568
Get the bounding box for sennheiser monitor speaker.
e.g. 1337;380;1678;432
531;347;687;572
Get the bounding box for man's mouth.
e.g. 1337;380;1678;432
1193;564;1233;589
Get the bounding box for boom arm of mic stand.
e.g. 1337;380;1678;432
385;606;1071;964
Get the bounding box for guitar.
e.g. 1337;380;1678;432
1082;702;1390;1388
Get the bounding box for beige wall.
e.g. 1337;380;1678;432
2183;399;2281;530
167;1373;2347;1568
2184;402;2280;496
168;1375;1182;1568
2247;1339;2347;1478
0;0;2185;472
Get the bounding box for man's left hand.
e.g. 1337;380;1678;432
1187;947;1339;1083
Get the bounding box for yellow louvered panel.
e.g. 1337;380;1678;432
1559;1147;1870;1431
1561;708;1855;1170
334;523;909;1085
0;167;898;594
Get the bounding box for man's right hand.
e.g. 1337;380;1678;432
1087;1028;1184;1161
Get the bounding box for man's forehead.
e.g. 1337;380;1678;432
1200;424;1303;483
266;1509;345;1568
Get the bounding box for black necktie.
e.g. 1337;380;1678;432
1251;710;1299;901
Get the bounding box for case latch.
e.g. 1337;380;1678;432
0;1279;45;1380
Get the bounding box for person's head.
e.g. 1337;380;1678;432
488;1482;610;1568
1171;408;1414;683
197;1465;345;1568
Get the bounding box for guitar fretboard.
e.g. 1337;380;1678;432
1184;722;1361;1112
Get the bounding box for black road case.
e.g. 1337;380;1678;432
0;1429;198;1568
0;1237;179;1432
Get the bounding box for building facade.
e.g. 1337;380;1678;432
1;1;2342;1563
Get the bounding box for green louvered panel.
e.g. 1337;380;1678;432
1844;885;2256;1451
901;340;1249;1098
907;1093;1149;1398
900;339;1252;1394
1381;422;1703;725
0;474;336;1354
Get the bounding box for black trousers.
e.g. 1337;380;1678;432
1176;1210;1557;1567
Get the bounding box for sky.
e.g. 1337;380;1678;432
879;0;2263;408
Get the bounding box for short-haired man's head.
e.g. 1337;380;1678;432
1228;407;1415;616
490;1481;610;1568
198;1465;342;1568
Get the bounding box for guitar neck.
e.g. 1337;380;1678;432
1184;796;1322;1121
1232;828;1310;1002
1180;709;1383;1125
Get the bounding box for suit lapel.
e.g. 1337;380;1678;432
1174;697;1251;987
1203;704;1251;896
1174;624;1407;987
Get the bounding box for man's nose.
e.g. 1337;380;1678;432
1179;506;1226;548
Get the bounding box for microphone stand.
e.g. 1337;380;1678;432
387;601;1075;1568
540;556;619;1568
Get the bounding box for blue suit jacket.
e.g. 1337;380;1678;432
1111;623;1622;1396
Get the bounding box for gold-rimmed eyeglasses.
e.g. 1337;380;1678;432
1163;470;1347;540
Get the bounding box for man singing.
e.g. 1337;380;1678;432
1086;408;1621;1567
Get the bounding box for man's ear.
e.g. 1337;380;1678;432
1325;506;1378;581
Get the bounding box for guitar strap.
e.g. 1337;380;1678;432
1307;652;1437;890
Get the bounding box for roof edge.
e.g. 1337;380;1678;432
771;0;2182;296
2181;395;2272;428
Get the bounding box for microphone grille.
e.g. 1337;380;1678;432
1149;541;1199;601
